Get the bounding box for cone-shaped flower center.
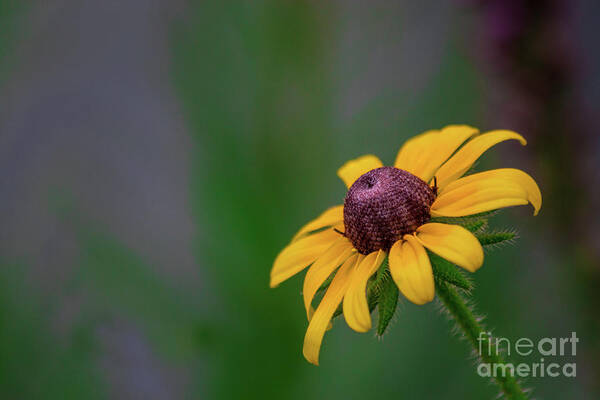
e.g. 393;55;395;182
343;167;435;254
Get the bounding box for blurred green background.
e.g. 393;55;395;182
1;1;598;399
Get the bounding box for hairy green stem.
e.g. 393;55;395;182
436;281;529;399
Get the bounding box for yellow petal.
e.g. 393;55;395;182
432;168;542;217
292;205;344;242
415;223;484;272
303;253;362;365
342;250;386;332
270;228;340;288
303;238;355;318
434;130;527;190
394;125;478;182
394;129;438;173
307;306;333;331
337;155;383;188
388;236;434;305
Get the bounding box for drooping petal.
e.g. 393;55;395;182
292;205;344;242
394;125;478;182
431;168;542;217
415;223;484;273
270;228;340;288
388;236;434;305
303;238;355;318
307;306;333;331
434;130;527;190
337;155;384;188
342;250;386;332
303;253;363;365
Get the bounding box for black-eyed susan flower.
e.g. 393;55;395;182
270;125;541;365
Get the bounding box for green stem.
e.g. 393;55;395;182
436;281;529;399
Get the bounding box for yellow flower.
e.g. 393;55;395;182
270;125;541;365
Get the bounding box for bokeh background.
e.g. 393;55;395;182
1;1;599;399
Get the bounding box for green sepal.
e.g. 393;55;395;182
476;231;517;247
429;251;473;292
368;256;389;292
429;210;498;225
365;258;385;312
462;218;487;233
376;271;399;337
366;256;393;309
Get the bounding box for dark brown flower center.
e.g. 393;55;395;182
343;166;435;254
